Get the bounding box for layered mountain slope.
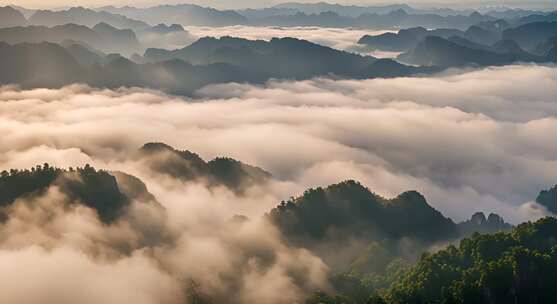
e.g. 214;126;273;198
269;180;457;244
137;143;272;193
398;36;550;67
28;7;149;31
0;23;141;55
0;6;27;28
0;164;146;223
100;4;247;26
503;21;557;51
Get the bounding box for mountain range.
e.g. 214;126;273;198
0;164;142;223
0;37;439;95
0;23;141;55
28;7;149;31
2;4;557;31
137;143;272;193
99;4;248;27
4;142;555;304
357;20;557;67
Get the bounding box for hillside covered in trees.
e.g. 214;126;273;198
306;217;557;304
0;144;553;304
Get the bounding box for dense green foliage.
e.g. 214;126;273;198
0;163;129;223
269;180;457;246
268;180;458;286
306;217;557;304
388;217;557;304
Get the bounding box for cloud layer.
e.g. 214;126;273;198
0;64;556;303
2;65;556;221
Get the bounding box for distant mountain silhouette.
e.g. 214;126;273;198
446;36;493;51
358;27;460;52
145;23;185;34
534;36;557;56
457;212;513;236
514;11;557;26
0;24;102;45
249;9;495;30
503;22;557;51
267;2;415;17
398;35;549;67
8;5;36;19
29;7;149;31
137;143;272;193
144;36;382;79
99;4;248;26
358;23;505;52
92;22;141;55
0;6;27;28
61;40;106;66
0;41;84;87
0;23;141;55
474;19;512;32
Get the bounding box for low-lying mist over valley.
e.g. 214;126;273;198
1;1;557;304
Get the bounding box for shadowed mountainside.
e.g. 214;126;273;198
0;38;437;95
398;35;550;67
0;23;141;55
0;6;27;28
28;7;149;31
99;4;248;27
0;164;144;223
536;184;557;215
137;143;272;193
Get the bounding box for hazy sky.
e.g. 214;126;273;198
2;0;556;10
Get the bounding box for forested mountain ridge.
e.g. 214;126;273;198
137;143;272;193
386;217;557;304
0;152;543;304
0;164;133;223
99;4;248;27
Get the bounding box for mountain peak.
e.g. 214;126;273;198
536;185;557;214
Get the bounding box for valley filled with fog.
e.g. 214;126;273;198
1;2;557;304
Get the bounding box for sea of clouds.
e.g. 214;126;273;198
181;25;397;57
0;64;556;303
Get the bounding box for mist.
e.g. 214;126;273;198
1;64;557;223
0;64;556;303
186;26;394;57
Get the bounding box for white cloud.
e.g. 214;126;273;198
186;25;393;56
1;65;557;224
0;63;556;303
